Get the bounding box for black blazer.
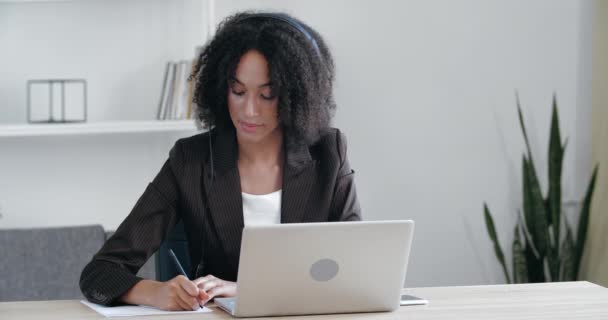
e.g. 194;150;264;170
79;127;361;305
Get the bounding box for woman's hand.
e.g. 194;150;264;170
194;275;237;305
153;275;208;311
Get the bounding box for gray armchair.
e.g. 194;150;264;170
0;225;106;301
0;225;156;302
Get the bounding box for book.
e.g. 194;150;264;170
156;62;171;120
158;46;203;120
170;62;183;120
164;62;177;120
186;58;197;119
175;60;191;120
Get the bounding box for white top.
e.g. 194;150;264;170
242;189;282;226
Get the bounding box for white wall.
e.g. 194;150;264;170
0;131;195;227
0;0;595;288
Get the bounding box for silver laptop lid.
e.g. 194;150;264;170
233;220;414;317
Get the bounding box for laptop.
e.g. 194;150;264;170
215;220;415;317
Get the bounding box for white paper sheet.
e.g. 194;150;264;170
81;300;212;317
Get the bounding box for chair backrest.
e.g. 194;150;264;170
155;220;192;281
0;225;105;301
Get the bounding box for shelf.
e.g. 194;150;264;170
0;120;200;137
0;0;74;3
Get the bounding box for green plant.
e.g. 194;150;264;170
484;95;599;283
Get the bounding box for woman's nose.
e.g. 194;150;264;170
243;96;259;117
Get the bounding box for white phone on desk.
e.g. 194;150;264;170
400;294;429;306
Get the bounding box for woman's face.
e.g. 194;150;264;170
228;49;280;145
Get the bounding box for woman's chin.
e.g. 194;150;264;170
235;126;281;145
236;129;267;143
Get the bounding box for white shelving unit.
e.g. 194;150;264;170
0;120;199;137
1;0;214;129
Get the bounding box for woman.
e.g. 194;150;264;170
80;11;361;311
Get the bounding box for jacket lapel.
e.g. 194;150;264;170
203;128;244;258
281;142;315;223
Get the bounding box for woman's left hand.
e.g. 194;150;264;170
193;275;237;305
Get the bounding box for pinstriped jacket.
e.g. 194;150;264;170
79;127;361;305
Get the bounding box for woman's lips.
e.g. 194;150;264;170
239;120;263;133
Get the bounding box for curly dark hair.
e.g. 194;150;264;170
190;11;336;148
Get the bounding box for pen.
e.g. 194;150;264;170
168;248;188;278
168;249;202;310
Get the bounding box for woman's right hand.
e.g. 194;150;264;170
153;275;209;311
121;276;210;311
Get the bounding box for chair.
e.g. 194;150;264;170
0;225;105;301
0;223;188;302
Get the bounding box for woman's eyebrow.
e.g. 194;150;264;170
230;77;272;88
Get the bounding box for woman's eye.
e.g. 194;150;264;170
261;94;275;101
231;90;245;96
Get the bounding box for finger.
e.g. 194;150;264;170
173;291;195;311
177;298;194;311
175;286;200;310
193;275;216;286
176;276;200;297
207;285;231;299
198;288;210;302
200;280;221;292
199;283;221;305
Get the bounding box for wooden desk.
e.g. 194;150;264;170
1;281;606;319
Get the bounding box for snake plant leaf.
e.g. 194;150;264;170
523;156;550;258
560;221;576;281
484;203;511;283
517;94;534;162
518;99;550;258
528;157;550;257
548;94;563;253
547;99;563;283
518;209;540;258
513;222;528;283
524;233;546;282
547;245;560;281
522;156;535;250
573;165;599;279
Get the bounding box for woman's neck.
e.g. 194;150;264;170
237;128;284;166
